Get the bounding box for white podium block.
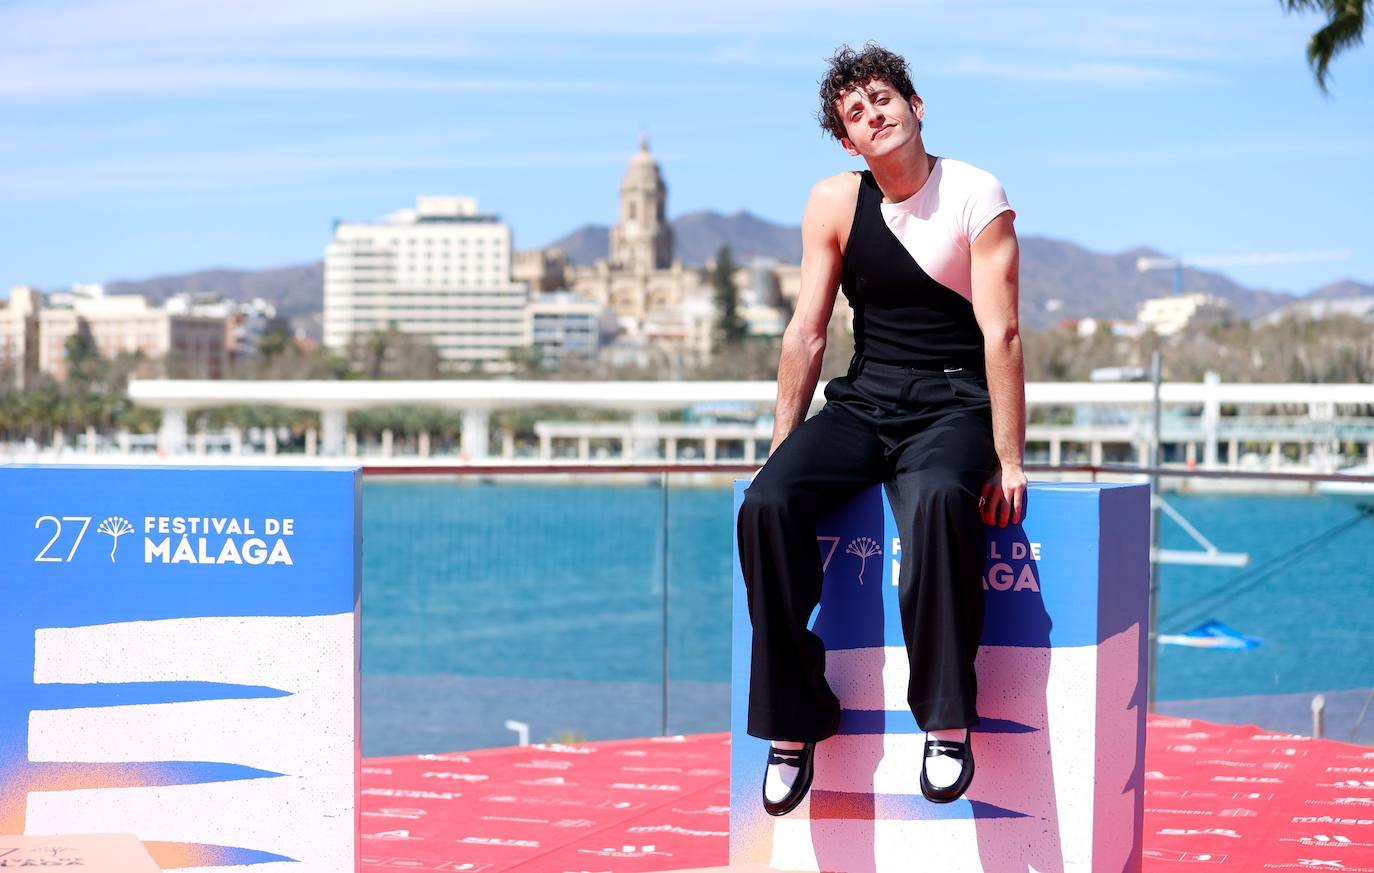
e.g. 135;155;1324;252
0;466;361;873
731;481;1150;872
0;834;160;872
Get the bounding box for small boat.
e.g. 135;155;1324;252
1158;620;1262;650
1316;463;1374;508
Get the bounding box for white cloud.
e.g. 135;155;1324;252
937;57;1222;86
0;142;627;198
0;57;647;99
1018;135;1374;165
0;0;1331;102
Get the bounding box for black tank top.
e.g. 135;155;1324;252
840;169;986;371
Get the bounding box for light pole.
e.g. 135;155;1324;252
1148;349;1163;712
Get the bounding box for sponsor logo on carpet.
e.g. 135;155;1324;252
514;776;575;787
515;759;574;770
1281;834;1374;849
423;771;489;782
363;830;421;841
1263;861;1374;870
576;844;671;859
362;858;490;871
363;788;460;800
1142;848;1227;862
457;836;540;848
1159;828;1242;839
362;808;428;820
627;824;729;838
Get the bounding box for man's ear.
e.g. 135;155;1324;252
910;94;925;122
839;135;861;158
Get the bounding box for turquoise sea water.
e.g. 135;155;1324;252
360;479;1374;703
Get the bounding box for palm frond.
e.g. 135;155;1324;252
1281;0;1369;92
1307;0;1367;91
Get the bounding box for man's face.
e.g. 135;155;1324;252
836;78;924;160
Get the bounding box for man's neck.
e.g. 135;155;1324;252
868;145;936;204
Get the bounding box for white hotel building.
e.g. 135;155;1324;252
323;196;529;369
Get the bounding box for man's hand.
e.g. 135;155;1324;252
979;462;1027;527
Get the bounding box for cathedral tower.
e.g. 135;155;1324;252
609;134;673;274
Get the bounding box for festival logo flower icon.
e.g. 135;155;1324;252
98;516;134;562
845;536;882;584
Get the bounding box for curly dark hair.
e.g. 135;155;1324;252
817;42;920;142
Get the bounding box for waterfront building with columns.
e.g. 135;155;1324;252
323;195;528;370
70;375;1374;480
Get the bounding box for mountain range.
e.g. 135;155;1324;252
101;210;1371;331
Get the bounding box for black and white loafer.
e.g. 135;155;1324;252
920;729;975;804
762;741;816;816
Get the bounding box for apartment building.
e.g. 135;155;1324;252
1;285;229;384
0;286;41;389
324;196;529;370
526;291;616;366
1137;292;1235;337
37;290;229;381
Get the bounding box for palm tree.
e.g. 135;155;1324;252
1282;0;1369;92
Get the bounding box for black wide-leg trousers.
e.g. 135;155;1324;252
737;353;1000;742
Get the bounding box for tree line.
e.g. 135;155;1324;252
3;266;1371;443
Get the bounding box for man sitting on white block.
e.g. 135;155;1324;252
736;40;1026;815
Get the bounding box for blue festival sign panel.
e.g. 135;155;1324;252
730;480;1150;872
0;465;361;873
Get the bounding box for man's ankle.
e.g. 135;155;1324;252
927;727;968;742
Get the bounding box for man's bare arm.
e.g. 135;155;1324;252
970;210;1027;525
771;175;852;452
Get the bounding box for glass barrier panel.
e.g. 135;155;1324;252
664;473;735;736
361;473;667;756
1152;491;1374;744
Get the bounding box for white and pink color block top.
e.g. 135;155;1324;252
875;156;1015;305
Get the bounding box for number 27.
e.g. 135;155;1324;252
35;516;91;563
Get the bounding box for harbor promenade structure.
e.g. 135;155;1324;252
22;376;1357;475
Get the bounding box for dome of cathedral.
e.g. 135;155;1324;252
623;133;664;187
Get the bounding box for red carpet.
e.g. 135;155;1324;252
1141;714;1374;869
360;715;1374;871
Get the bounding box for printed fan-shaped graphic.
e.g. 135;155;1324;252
97;516;134;562
845;536;882;584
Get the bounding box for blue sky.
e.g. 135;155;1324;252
2;0;1371;296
